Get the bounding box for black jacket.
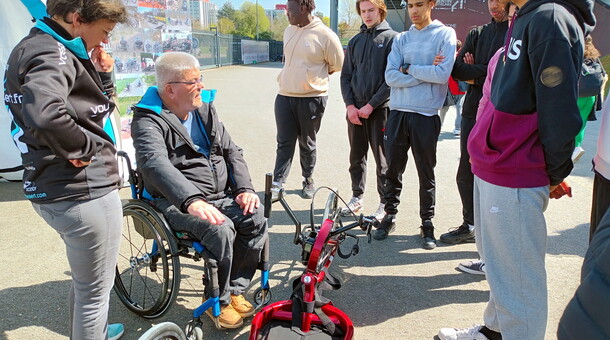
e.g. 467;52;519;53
451;19;508;119
484;0;595;186
340;21;397;109
4;17;120;203
557;208;610;339
131;87;255;212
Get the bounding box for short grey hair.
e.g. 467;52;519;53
155;52;200;93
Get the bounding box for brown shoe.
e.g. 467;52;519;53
230;294;256;318
205;304;243;329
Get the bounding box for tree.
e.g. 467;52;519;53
218;17;236;34
218;2;236;20
259;31;274;40
340;0;360;28
314;11;331;27
269;15;289;40
233;1;270;38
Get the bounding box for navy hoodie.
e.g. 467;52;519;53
468;0;596;187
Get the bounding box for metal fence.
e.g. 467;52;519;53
192;30;283;67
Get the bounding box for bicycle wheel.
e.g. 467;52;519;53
138;322;187;340
114;199;180;318
321;191;340;223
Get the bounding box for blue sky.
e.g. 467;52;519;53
210;0;331;17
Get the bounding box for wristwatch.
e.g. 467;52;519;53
402;63;411;74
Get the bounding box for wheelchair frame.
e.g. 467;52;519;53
113;151;271;338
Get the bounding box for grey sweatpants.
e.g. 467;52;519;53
473;176;549;339
33;190;122;340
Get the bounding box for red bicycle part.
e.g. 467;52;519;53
249;300;355;340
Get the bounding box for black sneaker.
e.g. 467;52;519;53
420;220;436;250
301;177;315;199
373;214;396;240
440;224;475;244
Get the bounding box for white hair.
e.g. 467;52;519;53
155;52;200;93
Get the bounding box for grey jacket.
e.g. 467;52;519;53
131;87;255;212
385;19;456;116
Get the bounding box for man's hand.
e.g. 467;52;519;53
358;104;374;119
68;159;91;167
346;105;362;125
433;54;445;66
235;192;260;215
187;200;225;225
463;52;475;64
91;46;114;73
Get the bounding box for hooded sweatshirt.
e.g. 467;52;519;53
4;17;120;203
468;0;595;188
340;21;397;109
385;19;456;116
277;17;344;97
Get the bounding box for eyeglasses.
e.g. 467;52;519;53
168;76;204;86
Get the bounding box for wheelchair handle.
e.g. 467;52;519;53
118;151;138;199
264;173;272;218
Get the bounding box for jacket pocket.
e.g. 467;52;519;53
470;107;545;172
278;65;327;94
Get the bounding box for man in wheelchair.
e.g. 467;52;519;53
130;52;268;329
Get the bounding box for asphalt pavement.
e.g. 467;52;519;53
0;62;598;339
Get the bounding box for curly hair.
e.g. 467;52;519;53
289;0;316;13
47;0;127;24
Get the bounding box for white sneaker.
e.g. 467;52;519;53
458;259;486;275
453;128;461;136
340;196;364;215
438;325;490;340
372;203;386;222
270;182;283;202
572;146;585;163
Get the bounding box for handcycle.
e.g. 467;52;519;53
249;174;376;340
113;151;271;339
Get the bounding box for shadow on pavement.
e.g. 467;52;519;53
260;199;489;330
547;223;589;257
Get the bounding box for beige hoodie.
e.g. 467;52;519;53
278;17;344;97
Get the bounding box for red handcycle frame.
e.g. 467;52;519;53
249;174;374;340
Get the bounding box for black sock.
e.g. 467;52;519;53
480;326;502;340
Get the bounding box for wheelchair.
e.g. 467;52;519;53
113;151;271;338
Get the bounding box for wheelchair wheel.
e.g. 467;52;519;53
253;287;272;306
114;199;181;319
321;191;340;224
138;322;186;340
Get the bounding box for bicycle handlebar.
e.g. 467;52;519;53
328;214;375;238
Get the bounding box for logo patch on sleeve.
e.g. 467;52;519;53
540;66;563;88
